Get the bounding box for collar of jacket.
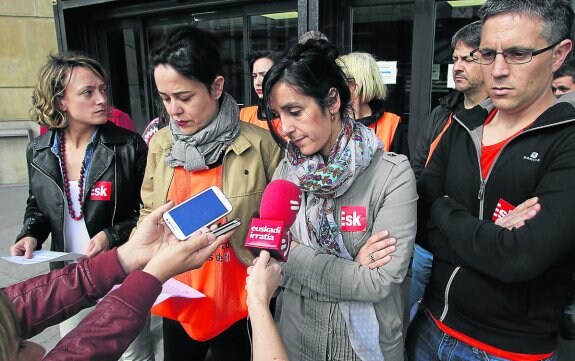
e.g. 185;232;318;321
453;97;575;132
153;122;255;157
439;91;465;112
34;122;130;151
356;99;386;127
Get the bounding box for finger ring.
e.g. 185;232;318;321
368;252;376;262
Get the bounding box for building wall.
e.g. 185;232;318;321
0;0;57;184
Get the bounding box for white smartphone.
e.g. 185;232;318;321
163;186;233;240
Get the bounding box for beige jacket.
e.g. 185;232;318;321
139;122;282;265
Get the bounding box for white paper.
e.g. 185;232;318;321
154;278;205;305
1;251;83;265
376;61;397;85
447;64;455;89
432;64;441;81
109;277;206;305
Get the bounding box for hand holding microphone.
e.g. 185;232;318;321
245;179;302;261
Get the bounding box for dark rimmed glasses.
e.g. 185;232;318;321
470;40;564;65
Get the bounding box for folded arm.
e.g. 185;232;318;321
282;160;417;303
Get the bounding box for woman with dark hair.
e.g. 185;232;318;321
239;50;282;129
141;25;282;361
10;52;149;358
263;40;417;360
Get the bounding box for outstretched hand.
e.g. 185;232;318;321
117;201;179;273
142;230;229;283
118;201;236;283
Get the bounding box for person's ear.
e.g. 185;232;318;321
552;39;573;72
211;76;225;100
327;87;341;116
59;99;67;112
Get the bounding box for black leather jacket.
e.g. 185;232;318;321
16;122;147;267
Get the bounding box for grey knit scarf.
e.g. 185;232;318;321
165;92;240;171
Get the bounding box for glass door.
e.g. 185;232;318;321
351;3;414;121
96;20;149;133
245;12;298;105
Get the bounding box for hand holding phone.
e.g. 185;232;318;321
163;186;233;240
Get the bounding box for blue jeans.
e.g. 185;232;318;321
405;309;555;361
409;244;433;319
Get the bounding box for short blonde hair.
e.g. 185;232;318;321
30;53;108;129
336;52;387;104
0;292;20;360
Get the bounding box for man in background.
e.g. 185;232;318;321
553;59;575;96
408;20;488;318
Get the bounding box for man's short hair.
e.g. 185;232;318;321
451;20;482;49
479;0;574;45
554;59;575;81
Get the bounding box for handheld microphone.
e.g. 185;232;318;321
245;179;302;261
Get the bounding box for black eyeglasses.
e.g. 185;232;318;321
470;40;563;65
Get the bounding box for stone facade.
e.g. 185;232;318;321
0;0;57;184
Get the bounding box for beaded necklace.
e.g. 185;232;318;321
59;131;86;221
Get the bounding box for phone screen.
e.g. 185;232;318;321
168;189;229;236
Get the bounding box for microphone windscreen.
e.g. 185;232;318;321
259;179;301;227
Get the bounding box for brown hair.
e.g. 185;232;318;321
31;52;108;129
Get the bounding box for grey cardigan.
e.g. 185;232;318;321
274;150;417;361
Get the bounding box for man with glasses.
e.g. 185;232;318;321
407;1;575;360
409;20;488;320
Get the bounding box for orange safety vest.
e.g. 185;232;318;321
424;114;453;167
368;112;402;152
151;166;248;341
240;105;270;130
239;105;285;136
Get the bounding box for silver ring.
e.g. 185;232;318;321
368;252;376;263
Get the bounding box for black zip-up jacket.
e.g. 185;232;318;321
16;122;147;269
417;97;575;354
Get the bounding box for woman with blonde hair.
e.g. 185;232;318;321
10;52;149;359
336;52;407;155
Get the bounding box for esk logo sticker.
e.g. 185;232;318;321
341;206;367;232
90;181;112;201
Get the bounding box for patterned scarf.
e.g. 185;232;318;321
165;92;240;171
285;116;385;361
286;116;381;255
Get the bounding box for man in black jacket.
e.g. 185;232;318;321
406;0;575;359
408;21;488;317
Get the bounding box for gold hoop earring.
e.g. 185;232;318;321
330;113;336;122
